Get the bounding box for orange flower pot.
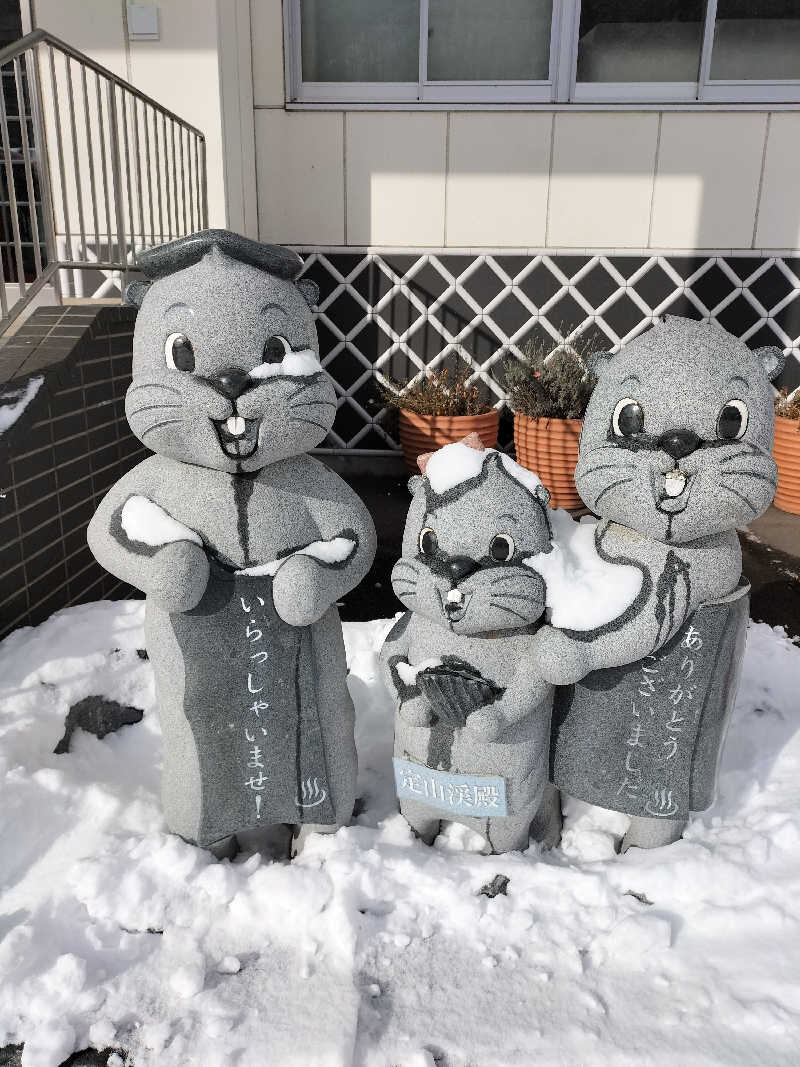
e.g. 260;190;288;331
398;409;500;473
773;414;800;515
514;414;583;510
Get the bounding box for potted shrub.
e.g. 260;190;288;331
380;366;499;473
506;339;595;510
774;389;800;515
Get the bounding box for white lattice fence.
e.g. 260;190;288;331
297;251;800;452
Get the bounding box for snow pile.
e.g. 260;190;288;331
1;603;800;1066
121;497;203;548
248;346;322;380
525;509;643;630
422;441;544;499
0;376;43;434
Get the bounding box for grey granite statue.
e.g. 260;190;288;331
88;230;376;858
381;435;560;854
529;317;785;850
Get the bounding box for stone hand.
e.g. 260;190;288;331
272;554;332;627
398;694;434;727
529;625;591;685
464;707;506;741
149;540;209;613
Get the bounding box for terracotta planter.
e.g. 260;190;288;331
398;409;499;473
514;414;583;510
774;414;800;515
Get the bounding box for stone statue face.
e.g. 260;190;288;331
125;248;336;473
391;456;550;636
575;317;783;544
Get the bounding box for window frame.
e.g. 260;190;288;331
284;0;800;107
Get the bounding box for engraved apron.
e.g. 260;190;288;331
550;580;750;821
169;562;335;846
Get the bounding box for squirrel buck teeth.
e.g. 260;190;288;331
226;416;245;437
664;471;686;498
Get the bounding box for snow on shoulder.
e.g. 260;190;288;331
420;436;544;499
524;509;642;630
120;496;203;548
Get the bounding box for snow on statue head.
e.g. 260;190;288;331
88;230;376;860
576;316;784;543
123;228;330;473
396;435;552;636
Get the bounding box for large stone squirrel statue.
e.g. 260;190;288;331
530;317;785;850
88;230;376;858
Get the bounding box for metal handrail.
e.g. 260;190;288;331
0;28;208;335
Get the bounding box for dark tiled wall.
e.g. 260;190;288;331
0;305;144;639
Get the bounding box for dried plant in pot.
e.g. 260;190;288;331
379;366;499;473
506;338;595;509
774;389;800;515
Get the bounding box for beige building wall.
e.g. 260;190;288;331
33;0;227;228
251;2;799;254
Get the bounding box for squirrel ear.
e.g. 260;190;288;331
535;483;551;508
585;349;614;377
755;345;787;382
296;277;320;309
407;475;423;495
124;280;150;308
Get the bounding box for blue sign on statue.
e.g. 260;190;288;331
393;757;508;818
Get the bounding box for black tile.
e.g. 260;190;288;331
26;561;67;608
461;321;504;364
574;263;618;309
773;296;800;342
315;319;340;360
634;264;678;311
460;263;505;306
667;257;712;281
497;256;534;280
347;320;393;364
657;292;703;320
350;261;394;305
108;335;133;357
381;292;422;338
437;291;477;338
516;264;561;308
332;401;369;443
14;469;56;508
406;262;450;308
602;293;645;339
323;290;367;337
0;591;29;634
775;353;800;395
488;293;532;338
550;255;591;278
88;421;118;451
749;265;794;312
690;264;736;312
381;254;418;278
22;516;62;559
406;321;448;362
84;382;115;407
56;453;93;489
514;321;559;355
608;256;649;279
715;295;761;337
543;292;588;336
80;356;112;384
436;255;474;278
323;252;368;278
58;479;94;514
324;347;370;391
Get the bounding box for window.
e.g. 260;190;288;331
285;0;800;105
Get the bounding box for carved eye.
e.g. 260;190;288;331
164;332;195;372
418;527;437;557
263;335;291;365
489;533;515;562
612;397;644;437
717;399;749;441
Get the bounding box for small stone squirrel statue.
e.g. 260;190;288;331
381;434;560;854
530;316;785;850
88;230;376;859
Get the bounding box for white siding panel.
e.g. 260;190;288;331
650;112;766;250
548;112;659;248
255;110;344;244
250;0;285;107
346;113;447;246
446;113;551;247
755;113;800;251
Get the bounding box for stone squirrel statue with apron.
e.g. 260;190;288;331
88;230;376;858
529;317;786;850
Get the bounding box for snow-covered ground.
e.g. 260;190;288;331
1;601;799;1067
